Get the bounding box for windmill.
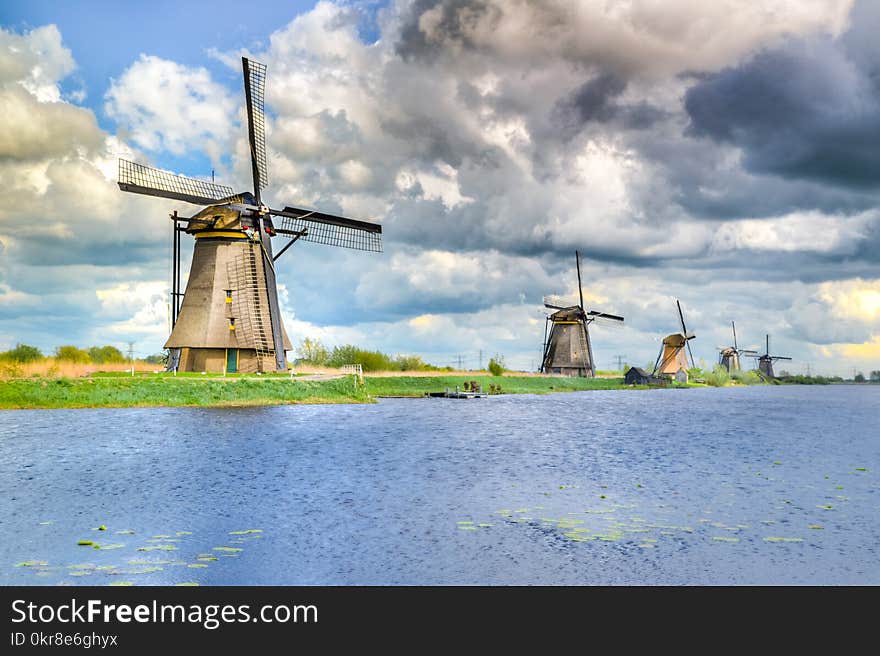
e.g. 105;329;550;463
652;300;696;377
540;251;624;377
717;321;757;372
118;57;382;373
749;334;791;379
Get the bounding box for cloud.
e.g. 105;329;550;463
685;7;880;189
105;55;236;161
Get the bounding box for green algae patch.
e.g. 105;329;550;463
817;505;834;510
212;547;243;552
764;537;804;543
109;581;134;586
855;467;867;472
16;560;48;567
77;540;94;546
229;529;262;535
96;543;125;550
137;545;177;552
116;530;135;535
175;582;199;587
187;563;209;568
808;525;824;530
712;536;740;543
458;525;477;531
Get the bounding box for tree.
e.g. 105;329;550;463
143;352;167;365
870;370;880;383
298;337;329;365
488;357;504;376
54;345;90;363
88;345;125;364
0;343;43;363
854;372;866;383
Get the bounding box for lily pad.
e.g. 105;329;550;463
77;540;94;546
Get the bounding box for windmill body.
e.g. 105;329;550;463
163;201;292;373
718;321;756;372
752;334;791;379
652;300;696;378
118;58;382;373
540;251;624;377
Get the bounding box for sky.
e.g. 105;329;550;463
1;0;879;375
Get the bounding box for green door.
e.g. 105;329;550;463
226;348;238;373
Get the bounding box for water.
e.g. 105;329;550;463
1;385;877;585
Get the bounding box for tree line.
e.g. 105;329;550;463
0;343;164;364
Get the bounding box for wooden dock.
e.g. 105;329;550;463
425;386;488;399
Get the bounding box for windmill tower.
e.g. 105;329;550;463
718;321;757;372
118;58;382;373
540;251;624;377
652;300;696;378
750;334;791;379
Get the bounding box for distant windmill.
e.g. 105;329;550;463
652;300;696;377
749;334;791;379
540;251;624;377
717;321;757;372
118;57;382;373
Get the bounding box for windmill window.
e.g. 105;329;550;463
225;290;233;304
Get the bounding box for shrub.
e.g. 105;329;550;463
326;345;396;372
54;345;90;363
298;337;329;365
88;345;126;364
488;357;504;376
0;343;43;363
703;365;731;387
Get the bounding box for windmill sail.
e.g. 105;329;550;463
242;57;268;199
276;208;383;252
118;159;237;206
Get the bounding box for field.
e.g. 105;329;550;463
0;369;626;409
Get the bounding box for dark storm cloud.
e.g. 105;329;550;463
685;30;880;189
395;0;499;61
554;73;667;135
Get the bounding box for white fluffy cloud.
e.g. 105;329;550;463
105;55;236;161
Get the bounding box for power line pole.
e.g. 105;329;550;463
615;354;627;372
457;354;463;370
126;341;135;377
478;350;483;370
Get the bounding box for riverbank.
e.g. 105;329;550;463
0;372;627;409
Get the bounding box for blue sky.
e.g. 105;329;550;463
1;0;879;374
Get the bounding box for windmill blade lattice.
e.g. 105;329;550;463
242;57;268;198
277;209;382;252
118;159;238;206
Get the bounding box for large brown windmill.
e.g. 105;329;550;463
540;251;624;377
118;57;382;373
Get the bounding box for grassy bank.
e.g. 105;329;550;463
0;376;370;409
0;372;628;409
364;374;624;397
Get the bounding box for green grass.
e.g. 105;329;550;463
0;376;370;409
364;375;625;397
0;372;671;409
